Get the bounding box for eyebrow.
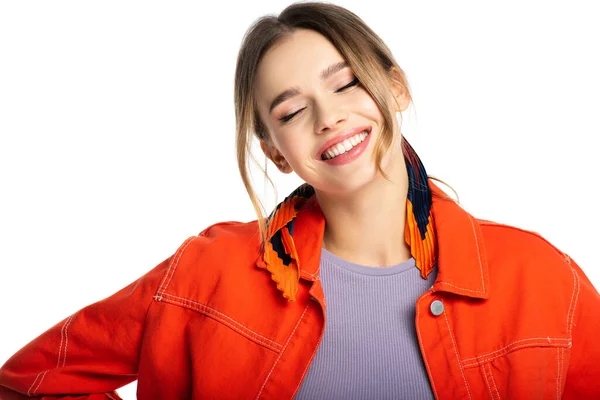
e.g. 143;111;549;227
268;61;349;114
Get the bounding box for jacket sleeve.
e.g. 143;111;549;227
0;242;180;400
562;254;600;398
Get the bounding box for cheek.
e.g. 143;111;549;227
276;134;309;164
355;92;384;121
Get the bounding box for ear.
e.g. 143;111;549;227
388;67;411;113
260;140;293;174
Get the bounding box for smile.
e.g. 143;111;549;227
321;130;371;160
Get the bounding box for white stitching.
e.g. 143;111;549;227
572;270;580;336
462;337;571;362
27;371;43;396
443;312;472;400
162;293;283;348
57;314;75;368
159;295;282;352
556;347;561;400
161;236;196;294
28;314;77;395
160;293;282;350
298;244;323;279
415;294;439;399
301;269;318;278
291;337;320;396
157;236;196;295
487;364;501;400
255;304;309;399
487;363;500;400
566;263;576;335
560;347;565;395
482;363;494;399
566;261;580;337
300;266;320;279
433;212;487;296
62;313;76;367
32;370;48;395
468;215;486;292
291;311;323;397
463;341;571;368
435;281;485;294
56;316;67;368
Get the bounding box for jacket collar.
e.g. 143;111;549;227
426;181;490;299
256;180;490;301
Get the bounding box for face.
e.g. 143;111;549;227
254;29;409;194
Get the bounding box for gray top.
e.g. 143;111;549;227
295;247;437;400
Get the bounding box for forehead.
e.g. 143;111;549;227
255;29;345;107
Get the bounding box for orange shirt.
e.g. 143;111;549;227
1;181;599;399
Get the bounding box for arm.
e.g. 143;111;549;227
562;254;600;399
0;249;177;399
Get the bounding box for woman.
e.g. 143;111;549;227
1;2;599;399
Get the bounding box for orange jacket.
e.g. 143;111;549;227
1;181;599;399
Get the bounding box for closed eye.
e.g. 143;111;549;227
278;77;360;124
335;77;359;93
279;108;305;123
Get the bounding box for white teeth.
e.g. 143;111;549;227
323;131;369;160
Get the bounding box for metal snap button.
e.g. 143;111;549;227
430;299;444;316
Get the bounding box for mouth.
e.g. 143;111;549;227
319;126;372;161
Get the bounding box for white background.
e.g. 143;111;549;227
1;1;598;398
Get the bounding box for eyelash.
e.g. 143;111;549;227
278;77;360;123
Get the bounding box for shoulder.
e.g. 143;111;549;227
196;220;260;242
476;218;565;259
171;219;261;253
151;220;297;330
153;220;264;298
171;219;261;271
475;217;576;291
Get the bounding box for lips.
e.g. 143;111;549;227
317;126;372;159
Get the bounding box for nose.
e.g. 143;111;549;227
314;101;347;134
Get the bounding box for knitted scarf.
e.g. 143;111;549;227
260;138;437;301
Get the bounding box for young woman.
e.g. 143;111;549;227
1;2;599;399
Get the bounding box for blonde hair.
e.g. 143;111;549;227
234;2;456;248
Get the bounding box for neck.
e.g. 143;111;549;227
315;154;411;267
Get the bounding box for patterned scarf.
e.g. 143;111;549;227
259;138;437;301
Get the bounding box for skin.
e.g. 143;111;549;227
255;28;413;268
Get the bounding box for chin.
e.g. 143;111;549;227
311;167;380;196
